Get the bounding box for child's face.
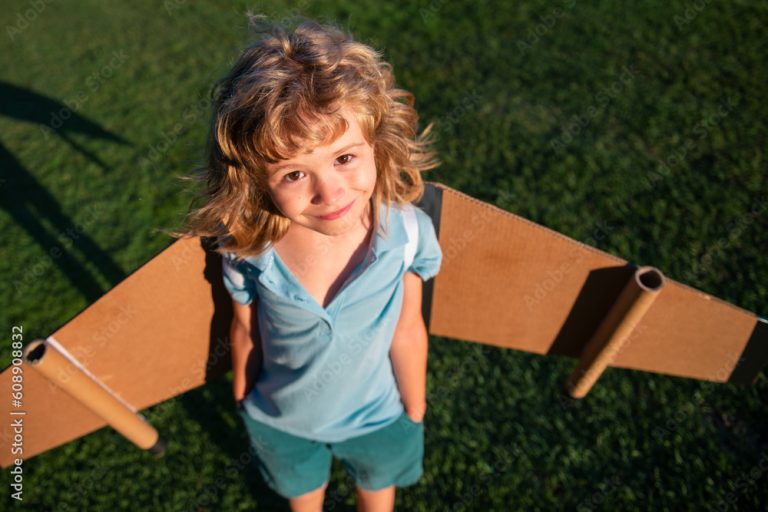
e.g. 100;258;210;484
264;107;377;238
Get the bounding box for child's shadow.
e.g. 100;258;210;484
0;81;130;301
177;381;291;510
178;380;358;511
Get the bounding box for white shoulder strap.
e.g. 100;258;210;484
402;204;419;270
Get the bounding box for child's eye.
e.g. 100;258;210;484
336;154;355;165
283;171;305;183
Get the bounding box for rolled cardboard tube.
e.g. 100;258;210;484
566;266;665;398
23;338;165;456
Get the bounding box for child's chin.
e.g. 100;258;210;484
314;214;365;237
312;221;358;238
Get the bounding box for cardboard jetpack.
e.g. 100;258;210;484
1;182;765;467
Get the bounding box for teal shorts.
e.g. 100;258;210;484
237;405;424;499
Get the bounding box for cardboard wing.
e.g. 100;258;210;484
1;240;231;468
421;184;766;382
1;182;765;467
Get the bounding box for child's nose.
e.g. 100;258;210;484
312;173;345;206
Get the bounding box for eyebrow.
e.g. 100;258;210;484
269;142;366;174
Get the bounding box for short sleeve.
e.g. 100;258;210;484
222;253;257;305
407;207;443;281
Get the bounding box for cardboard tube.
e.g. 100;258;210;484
23;338;165;456
566;266;665;398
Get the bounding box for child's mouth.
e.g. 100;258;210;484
316;199;355;221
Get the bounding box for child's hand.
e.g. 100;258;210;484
405;403;427;423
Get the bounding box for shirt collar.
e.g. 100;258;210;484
243;245;274;272
243;200;408;270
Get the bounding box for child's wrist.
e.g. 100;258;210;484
405;401;427;418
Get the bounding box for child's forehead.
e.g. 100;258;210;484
269;135;366;170
267;107;367;163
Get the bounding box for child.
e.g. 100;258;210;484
177;18;442;511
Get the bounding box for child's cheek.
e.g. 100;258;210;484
354;159;378;192
272;188;307;217
351;169;372;189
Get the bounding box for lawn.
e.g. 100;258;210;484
1;0;766;510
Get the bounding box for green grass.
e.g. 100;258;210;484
1;0;766;510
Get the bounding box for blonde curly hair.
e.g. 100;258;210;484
173;18;438;258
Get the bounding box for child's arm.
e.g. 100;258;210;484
230;299;262;404
390;272;428;422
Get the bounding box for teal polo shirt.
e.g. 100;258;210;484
222;201;442;442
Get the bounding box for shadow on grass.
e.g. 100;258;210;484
178;378;292;511
0;81;130;302
178;379;360;510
